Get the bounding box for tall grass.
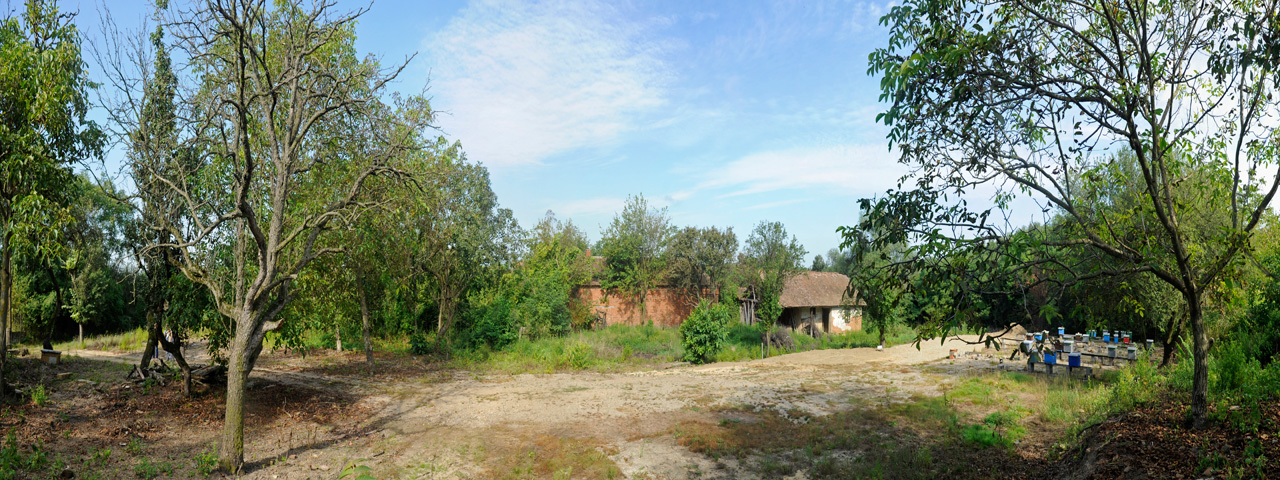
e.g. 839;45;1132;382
452;322;921;373
450;324;684;374
48;327;150;353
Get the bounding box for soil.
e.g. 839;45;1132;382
4;333;1262;479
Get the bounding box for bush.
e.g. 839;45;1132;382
409;331;435;356
459;296;517;350
680;300;734;364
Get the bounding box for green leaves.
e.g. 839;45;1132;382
679;299;734;364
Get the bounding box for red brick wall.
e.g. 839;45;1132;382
575;285;708;327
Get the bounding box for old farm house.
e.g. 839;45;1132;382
741;272;863;335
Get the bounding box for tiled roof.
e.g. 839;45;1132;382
779;271;853;308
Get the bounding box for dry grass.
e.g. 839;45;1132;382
489;435;621;480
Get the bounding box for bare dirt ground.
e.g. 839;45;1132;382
5;335;1034;479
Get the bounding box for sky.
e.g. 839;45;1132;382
64;0;914;259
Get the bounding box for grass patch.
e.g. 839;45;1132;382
493;436;620;480
452;324;683;374
454;323;924;373
47;327;150;353
669;403;1005;479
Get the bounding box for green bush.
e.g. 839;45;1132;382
459;295;517;350
409;331;435;356
680;300;734;364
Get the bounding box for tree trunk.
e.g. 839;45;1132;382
1161;314;1183;369
878;325;886;348
359;283;372;366
159;334;192;396
1188;295;1209;429
140;313;162;370
1;241;10;393
78;323;83;349
335;327;342;352
219;343;248;473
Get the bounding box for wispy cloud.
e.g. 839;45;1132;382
699;144;908;198
745;198;812;210
424;0;672;168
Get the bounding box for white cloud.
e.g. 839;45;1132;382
699;144;908;198
425;0;671;168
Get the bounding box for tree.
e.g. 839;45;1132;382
596;194;673;320
104;0;432;470
843;225;906;348
414;151;521;344
810;255;827;272
105;5;208;389
866;0;1280;427
741;221;805;355
0;0;103;392
665;226;738;305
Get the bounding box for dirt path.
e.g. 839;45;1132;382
62;335;1003;479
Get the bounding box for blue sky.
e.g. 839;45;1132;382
70;0;912;259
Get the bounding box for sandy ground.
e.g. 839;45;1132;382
61;334;1010;479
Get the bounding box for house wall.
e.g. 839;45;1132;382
779;306;863;334
574;285;705;327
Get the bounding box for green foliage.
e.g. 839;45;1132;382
339;460;376;480
679;300;733;364
741;221;806;330
665;226;738;301
0;433;47;478
89;448;111;467
125;437;144;456
596;194;673;308
563;342;593;370
193;450;217;476
458;294;517;350
408;331;436;356
133;457;173;480
30;384;46;406
455;212;594;348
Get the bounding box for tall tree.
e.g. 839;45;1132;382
865;0;1280;427
0;0;103;392
665;226;738;305
595;194;673;320
414;151;521;343
103;0;431;470
741;220;805;354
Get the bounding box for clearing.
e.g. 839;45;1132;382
4;335;1134;479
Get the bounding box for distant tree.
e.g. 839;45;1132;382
665;226;737;305
810;255;827;272
502;211;595;338
596;194;673;320
824;248;855;276
742;221;805;355
843;225;906;348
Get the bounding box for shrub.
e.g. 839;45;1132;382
30;384;47;406
459;295;517;350
193;450;217;476
680;300;733;364
409;331;435;356
564;342;594;370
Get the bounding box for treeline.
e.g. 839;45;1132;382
0;0;825;471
